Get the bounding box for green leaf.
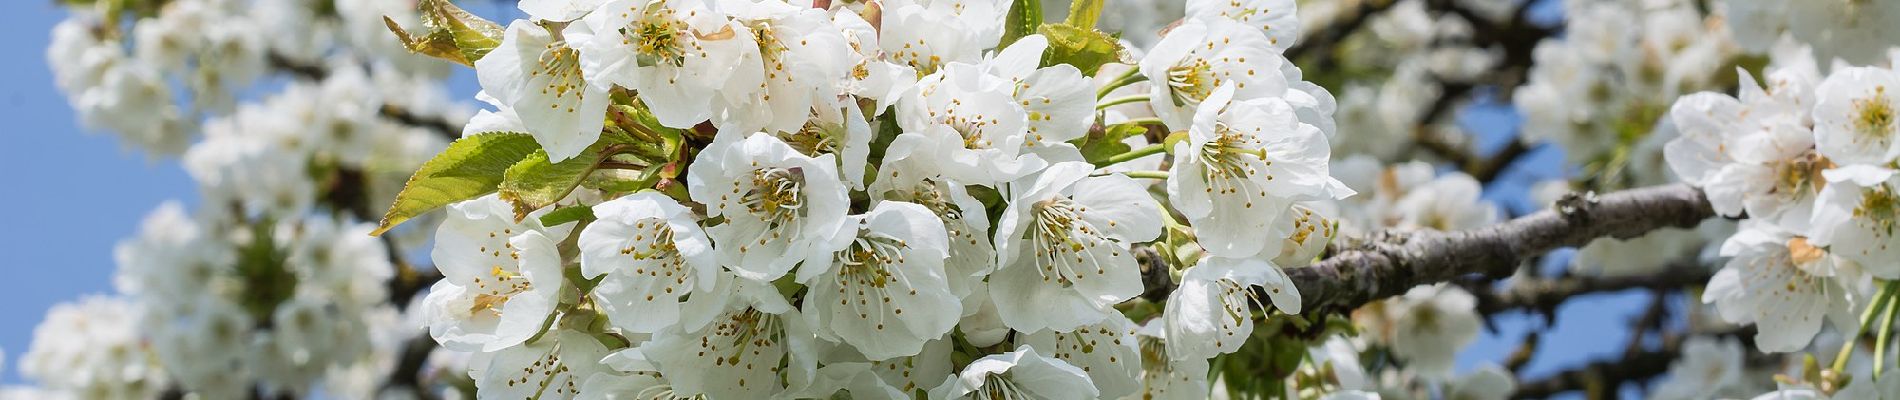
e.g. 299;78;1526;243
1063;0;1104;29
1038;24;1126;76
373;132;542;236
1076;122;1147;165
1000;0;1042;49
498;135;639;221
384;0;504;67
538;204;596;227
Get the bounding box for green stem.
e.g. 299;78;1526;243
1121;170;1169;180
1097;94;1150;110
1096;67;1146;99
1119;117;1166;129
1835;280;1900;372
1880;290;1900;380
1098;144;1167;167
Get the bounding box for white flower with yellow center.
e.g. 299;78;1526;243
422;194;571;352
1702;120;1830;233
928;347;1099;400
984;35;1096;154
476;21;610;162
576;348;701;400
873;137;997;306
1163;256;1299;361
1703;225;1857;352
569;0;750;128
1139;17;1291;130
1169;84;1348;258
715;0;851;135
893;63;1042;185
1385;284;1481;379
643;279;818;399
877;0;1006;74
773;96;874;190
832;10;917;112
1186;0;1300;50
1813;66;1900;165
688;132;850;281
1127;320;1212;400
470;329;610;400
1016;312;1143;399
579;192;723;334
801;201;960;360
991;162;1161;333
1812;165;1900;278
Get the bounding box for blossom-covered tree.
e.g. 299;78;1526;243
14;0;1900;398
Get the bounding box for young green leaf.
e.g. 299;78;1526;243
498;149;606;223
1039;23;1126;76
1000;0;1043;49
371;132;542;236
538;204;596;227
384;0;504;67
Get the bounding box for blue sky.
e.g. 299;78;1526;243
0;2;1650;397
0;2;198;381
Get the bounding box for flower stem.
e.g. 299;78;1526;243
1835;279;1900;373
1098;144;1167;167
1879;290;1900;380
1121;170;1169;180
1096;67;1146;99
1097;94;1150;110
1118;117;1166;129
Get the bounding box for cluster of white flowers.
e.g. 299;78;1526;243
1663;45;1900;354
1515;0;1737;171
1724;0;1900;66
404;0;1377;397
16;296;166;399
29;0;474;397
1329;155;1499;237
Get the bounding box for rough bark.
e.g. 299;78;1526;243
1286;183;1716;314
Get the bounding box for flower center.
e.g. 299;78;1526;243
778;118;840;156
1197;124;1273;206
974;373;1035;400
502;341;581;396
1775;150;1831;200
1854;87;1896;144
704;308;786;376
619;2;702;68
1029;198;1119;286
531;42;588;113
742;167;807;224
1854;184;1900;237
1167;59;1216;107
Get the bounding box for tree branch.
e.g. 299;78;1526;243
265;53;461;140
1286;184;1715;314
1471;263;1715;317
1511;327;1770;399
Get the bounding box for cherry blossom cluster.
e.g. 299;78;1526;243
1663;41;1900;392
410;0;1367;397
26;0;474;397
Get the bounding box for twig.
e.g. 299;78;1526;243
1285;184;1715;314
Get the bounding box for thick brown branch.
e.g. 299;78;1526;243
1287;183;1715;314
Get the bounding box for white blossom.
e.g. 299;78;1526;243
578;192;724;334
928;347;1099;400
477;20;610;162
991;162;1161;333
422;195;571;352
689;132;851;281
801;201;960;360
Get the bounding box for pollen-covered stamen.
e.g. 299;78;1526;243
886;181;983;249
834;231;913;328
1198;122;1274;208
778;117;841;156
618;1;708;69
532;44;587;113
1166;58;1217;107
740;167;808;224
1854;184;1900;238
972;373;1035;400
1212;279;1269;349
1045;326;1125;370
469;230;531;314
1774;150;1832;201
618;219;693;300
701;308;787;383
502;341;582;397
933;100;1000;149
1853;86;1896;144
1028;197;1122;286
